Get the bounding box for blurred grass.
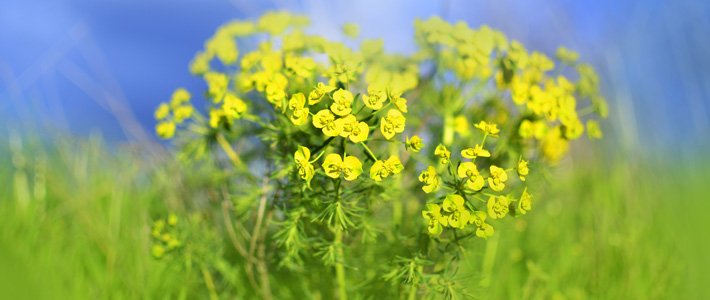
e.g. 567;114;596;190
0;134;707;299
477;152;709;300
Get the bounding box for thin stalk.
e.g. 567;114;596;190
216;133;242;166
335;227;347;300
201;268;219;300
360;142;378;161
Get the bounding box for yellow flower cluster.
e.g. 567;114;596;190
414;17;507;80
155;12;607;246
422;195;494;238
150;213;181;258
413;16;607;164
419;120;535;238
154;88;194;139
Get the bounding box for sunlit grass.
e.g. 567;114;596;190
1;135;704;299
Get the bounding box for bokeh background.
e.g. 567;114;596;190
2;0;709;150
1;0;709;299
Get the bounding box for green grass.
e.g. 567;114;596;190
0;135;706;299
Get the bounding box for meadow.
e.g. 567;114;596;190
1;132;705;299
2;5;709;300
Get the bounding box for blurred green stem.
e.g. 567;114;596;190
335;227;347;300
201;268;219;300
480;231;499;287
216;133;242;166
443;111;454;146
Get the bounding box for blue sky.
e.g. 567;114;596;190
1;0;708;152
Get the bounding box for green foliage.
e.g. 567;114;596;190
1;9;703;300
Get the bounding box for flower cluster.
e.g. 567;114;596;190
154;88;194;139
150;213;181;258
419;121;532;238
413;17;607;164
152;11;608;299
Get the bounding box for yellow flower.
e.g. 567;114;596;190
487;195;510;219
362;85;386;110
288;93;306;111
154;103;170;120
564;120;584;140
533;120;548;139
331;89;354;116
380;109;405;140
322;154;363;181
294;146;315;183
518;188;533;215
265;82;287;108
205;32;239;65
454;116;470;137
285;53;315;78
170;88;191;108
257;11;292;35
173;105;194;124
517;157;529;181
389;89;408;113
288;93;310;126
342;23;360;39
167;238;181;249
418;166;439;194
469;211;494;239
156;121;176;139
204;72;229;102
422;204;445;235
474;120;500;137
370;156;404;181
587;120;603;139
151;245;165;258
488;165;508;191
349;121;370;143
361;38;384;58
519;120;533;138
223;93;248;120
556;46;579;65
209;109;224;128
542;126;570;164
406;135;425;152
434;144;451;164
442;194;470;229
313;109;343;137
461;144;490;159
308;82;336;105
168;213;178;226
337;115;358;138
189;51;210;75
335;114;370;142
457;162;485;191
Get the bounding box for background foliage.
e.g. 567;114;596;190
1;1;709;299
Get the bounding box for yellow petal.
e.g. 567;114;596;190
322;154;343;178
342;156;362;181
370;160;385;181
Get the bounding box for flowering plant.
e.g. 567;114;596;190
153;11;607;299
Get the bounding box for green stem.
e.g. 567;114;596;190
407;270;420;300
216;133;242;166
577;105;595;116
360;143;378;161
369;138;405;144
443;111;454;146
480;232;500;287
201;268;219;300
312;137;336;157
335;227;347;300
310;149;327;163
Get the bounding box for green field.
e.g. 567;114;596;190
0;134;706;299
